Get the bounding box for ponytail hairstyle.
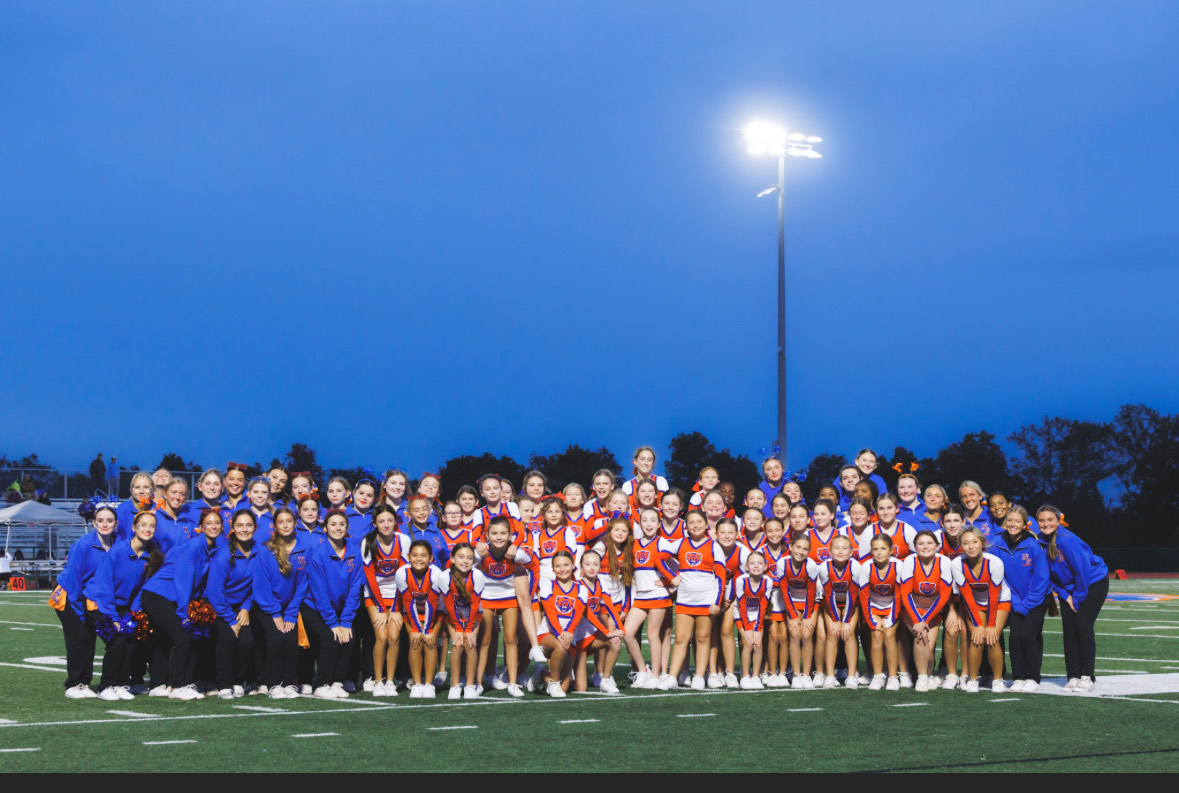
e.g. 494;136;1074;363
228;509;258;567
1005;504;1031;534
266;508;299;577
631;446;657;477
133;511;166;579
1036;504;1063;560
550;549;576;569
603;517;635;588
364;503;400;560
449;542;475;603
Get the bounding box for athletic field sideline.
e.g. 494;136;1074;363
3;578;1179;773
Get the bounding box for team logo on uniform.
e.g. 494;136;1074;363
818;548;831;560
295;556;307;570
872;583;893;596
345;559;356;572
412;593;428;606
970;582;990;594
635;550;650;564
831;581;849;593
376;559;399;576
686;552;702;566
488;563;507;577
555;596;575;613
588;597;600;611
788;579;806;593
542;540;558;555
917;582;937;596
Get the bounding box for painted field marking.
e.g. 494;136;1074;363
676;713;715;718
106;710;157;719
989;698;1021;702
428;725;478;731
787;707;823;712
0;747;40;753
1044;653;1179;664
1043;629;1179;640
0;620;58;627
0;662;62;673
143;740;196;746
0;719;18;725
1099;696;1179;705
233;705;286;713
10;627;33;631
559;719;600;724
1131;626;1179;630
24;657;68;666
1097;618;1179;625
293;732;339;738
892;703;928;707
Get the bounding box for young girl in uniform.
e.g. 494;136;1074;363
361;504;411;696
153;477;197;556
532;497;584;585
251;506;310;699
744;488;767;516
625;508;672;689
818;535;861;688
778;534;822;688
535;550;584;697
296;494;324;539
951;527;1011;693
758;457;786;516
899;529;953;692
700;490;734;537
688;466;719;510
117;472;155;541
521;470;550;504
456;485;480;528
856;534;902;690
583;469;617;522
731;550;771;688
396;540;443;699
345;479;378;540
324;477;351;513
585;490;630;547
206;510;258;699
959;481;996;537
709;518;746;688
623;446;669;502
835;465;863;513
659;510;725;690
473;475;522;547
243;478;275;543
85;510;162;700
782;479;805;508
630;479;661;529
417;473;443;519
572;549;625;694
222;463;249;516
438;543;485;699
659;488;686;541
305;510;364;699
938;505;968;689
192;469;224;519
805;500;843;563
377;470;410;522
845;498;876;562
268;467;290;508
52;504;117;698
874;493;918;559
922;484;949;526
993;505;1049;692
591;518;633;621
440;501;474;557
475;517;535;698
740;507;765;551
786;502;810;544
289;471;316;501
760;517;790;686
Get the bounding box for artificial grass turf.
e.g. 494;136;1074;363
3;580;1179;772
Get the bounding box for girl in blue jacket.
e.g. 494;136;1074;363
251;506;310;699
992;505;1049;692
303;510;364;699
140;508;225;700
83;510;163;700
50;504;117;698
1037;504;1108;692
116;472;155;541
206;510;258;699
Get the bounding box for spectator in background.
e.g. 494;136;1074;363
107;456;120;496
90;454;107;494
21;474;36;501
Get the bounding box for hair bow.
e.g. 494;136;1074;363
226;462;248;472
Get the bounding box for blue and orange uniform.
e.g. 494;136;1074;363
899;554;953;625
437;568;486;635
951;553;1012;628
855;558;902;629
730;573;771;632
630;535;672;610
394;565;443;634
777;556;822;620
656;536;725;616
818;559;861;623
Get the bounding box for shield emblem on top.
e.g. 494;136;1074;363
818;548;831;560
917;581;937;596
488;563;507;577
542;540;558;555
635;550;649;564
555;595;575;612
686;552;702;566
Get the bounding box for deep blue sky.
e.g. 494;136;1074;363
3;2;1177;475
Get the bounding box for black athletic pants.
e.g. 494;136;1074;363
213;616;257;690
56;601;96;688
300;606;354;688
141;590;196;688
1008;597;1050;682
1061;577;1108;679
252;607;298;688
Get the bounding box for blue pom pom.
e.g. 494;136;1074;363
771;444;781;457
758;447;767;458
796;470;807;483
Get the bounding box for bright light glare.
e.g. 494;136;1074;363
747;143;767;156
805;150;822;159
744;122;788;147
805;136;823;143
787;132;806;142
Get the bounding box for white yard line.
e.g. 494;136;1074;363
427;725;477;731
0;747;40;753
559;719;600;724
292;732;339;738
143;739;196;745
106;710;159;719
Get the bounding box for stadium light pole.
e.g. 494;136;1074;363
744;122;822;465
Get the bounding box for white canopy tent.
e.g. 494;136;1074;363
0;500;89;558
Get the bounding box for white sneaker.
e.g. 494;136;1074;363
790;675;804;690
1064;677;1081;691
631;670;652;689
590;672;602;687
448;685;462;700
869;674;885;691
739;676;756;690
362;677;375;692
300;684;313;695
1079;675;1094;692
963;677;980;693
1011;679;1026;692
149;685;172;698
599;676;620;695
170;684;203;701
1023;680;1039;693
468;684;487;698
749;676;765;690
65;684;97;699
706;673;724;689
942;673;959;690
724;672;740;688
232;685;244;698
991;679;1007;693
284;685;301;699
915;675;929;693
371;681;387;697
249;685;264;696
434;670;448;688
823;675;837;689
690;675;706;690
844;675;859;690
330;682;349;699
529;646;548;664
898;672;913;689
98;687;123;701
776;673;791;688
678;672;690;687
116;686;135;700
759;672;769;685
657;674;677;690
812;672;826;688
885;676;900;691
505;683;523;698
491;675;508;691
424;684;437;698
219;689;235;700
409;685;422;699
857;674;870;686
547;681;566;698
269;686;287;699
314;686;338;699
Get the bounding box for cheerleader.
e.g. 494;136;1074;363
898;530;953;692
535;550;585;697
856;534;902;690
760;517;790;686
361;504;411;697
805;500;843;563
531;496;584;584
1036;505;1108;692
475;517;535;698
622;446;669;500
709;518;747;688
242;477;275;542
572;550;625;694
289;471;316;502
583;469;617;522
769;493;791;526
835;465;863;513
153;477;197;556
561;484;591;542
845;498;875;562
251;506;310;699
590;518;633;622
267;467;290;508
960;481;997;537
206;510;258;699
818;535;862;688
659;510;725;690
522;470;550;503
191;469;224;517
51;504;117;698
816;485;842;521
687;466;719;510
951;528;1011;693
992;506;1049;692
116;472;154;541
403;494;448;565
782;479;805;507
296;494;324;538
630;479;661;525
84;510;163;700
377;469;411;522
396;540;444;698
873;493;919;559
140;507;225;700
303;510;363;699
731;551;771;688
417;473;443;519
222;463;249;515
832;449;888;497
455;485;480;528
440;501;474;556
896;474;936;530
938;505;969;689
472;475;522;549
700;490;734;536
758;457;786;515
658;488;685;541
324;476;351;512
786;502;810;544
584;490;630;547
922;484;949;526
151;467;172;502
345;479;378;539
778;534;822;688
739;507;765;551
625;509;672;689
744;488;767;516
438;543;485;699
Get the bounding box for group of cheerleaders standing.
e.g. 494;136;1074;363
50;446;1109;702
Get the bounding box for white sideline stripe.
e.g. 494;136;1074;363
0;662;62;673
0;747;40;753
0;603;59;608
428;725;477;730
0;719;18;725
990;698;1021;702
1044;653;1179;664
106;710;157;719
1099;618;1179;624
1131;626;1179;630
1098;696;1179;705
892;703;928;707
0;620;58;626
559;719;600;724
10;627;33;631
143;740;196;745
787;707;823;712
677;713;715;718
1043;629;1179;640
293;732;338;738
233;706;285;713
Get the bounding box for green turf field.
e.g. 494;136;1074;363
3;579;1179;772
